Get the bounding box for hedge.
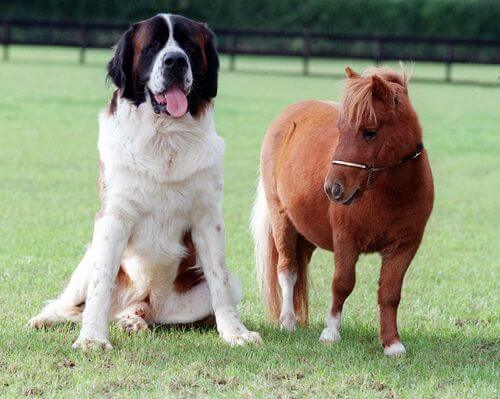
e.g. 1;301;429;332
1;0;499;38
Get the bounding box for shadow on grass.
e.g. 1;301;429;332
34;317;497;363
148;319;498;366
17;316;498;396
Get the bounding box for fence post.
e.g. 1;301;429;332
445;43;453;82
229;33;237;71
79;24;87;64
372;39;382;65
3;21;11;61
302;31;310;75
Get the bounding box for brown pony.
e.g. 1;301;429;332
251;65;434;356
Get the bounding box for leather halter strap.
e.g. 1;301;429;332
331;143;424;187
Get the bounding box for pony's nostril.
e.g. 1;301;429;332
332;182;343;199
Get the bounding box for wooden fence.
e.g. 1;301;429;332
1;19;499;82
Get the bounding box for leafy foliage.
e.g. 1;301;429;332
1;0;499;38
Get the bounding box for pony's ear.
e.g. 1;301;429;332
345;66;360;79
202;25;219;98
107;25;136;99
371;75;393;105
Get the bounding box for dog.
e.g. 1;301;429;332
28;14;261;350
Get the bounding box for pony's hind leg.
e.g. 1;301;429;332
272;215;300;332
253;178;312;331
320;241;359;344
27;246;93;328
378;243;419;356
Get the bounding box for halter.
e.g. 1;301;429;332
331;143;424;188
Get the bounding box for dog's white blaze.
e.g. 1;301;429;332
148;14;193;94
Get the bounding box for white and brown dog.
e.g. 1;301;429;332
28;14;261;350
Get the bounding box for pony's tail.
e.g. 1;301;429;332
251;178;281;321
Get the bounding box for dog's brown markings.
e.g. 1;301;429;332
131;20;157;77
173;231;205;293
107;89;119;115
117;267;132;287
259;65;433;349
194;29;208;71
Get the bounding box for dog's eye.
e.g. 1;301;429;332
148;41;161;51
363;130;377;140
183;41;196;53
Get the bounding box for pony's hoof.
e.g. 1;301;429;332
384;341;406;356
222;331;262;346
319;327;341;344
117;314;149;334
72;337;113;351
279;313;297;332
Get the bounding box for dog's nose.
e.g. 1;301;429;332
332;181;343;200
164;52;187;69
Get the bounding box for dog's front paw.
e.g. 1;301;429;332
72;336;113;351
221;330;262;346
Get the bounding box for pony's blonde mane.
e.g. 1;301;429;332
340;63;412;130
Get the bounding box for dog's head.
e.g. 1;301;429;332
107;14;219;118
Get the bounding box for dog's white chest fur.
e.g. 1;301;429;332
98;98;224;269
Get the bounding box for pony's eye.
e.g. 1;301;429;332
363;130;377;140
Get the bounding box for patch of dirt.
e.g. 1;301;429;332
455;318;491;327
61;359;75;368
23;387;44;397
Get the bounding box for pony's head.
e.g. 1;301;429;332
324;65;422;205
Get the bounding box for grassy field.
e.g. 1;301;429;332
0;46;499;398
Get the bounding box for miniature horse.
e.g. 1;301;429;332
252;66;434;355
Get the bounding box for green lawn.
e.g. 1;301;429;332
0;46;498;398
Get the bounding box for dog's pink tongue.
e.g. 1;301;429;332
163;87;188;118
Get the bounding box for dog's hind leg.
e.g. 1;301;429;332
115;301;151;334
153;273;241;326
27;246;94;328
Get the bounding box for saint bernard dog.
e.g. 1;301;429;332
28;14;261;349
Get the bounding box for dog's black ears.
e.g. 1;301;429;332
203;26;219;99
107;25;136;101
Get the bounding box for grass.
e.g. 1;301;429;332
0;46;499;398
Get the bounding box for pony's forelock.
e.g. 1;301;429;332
340;64;411;131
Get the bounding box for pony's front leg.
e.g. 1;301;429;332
320;240;359;344
378;242;420;356
72;212;134;351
